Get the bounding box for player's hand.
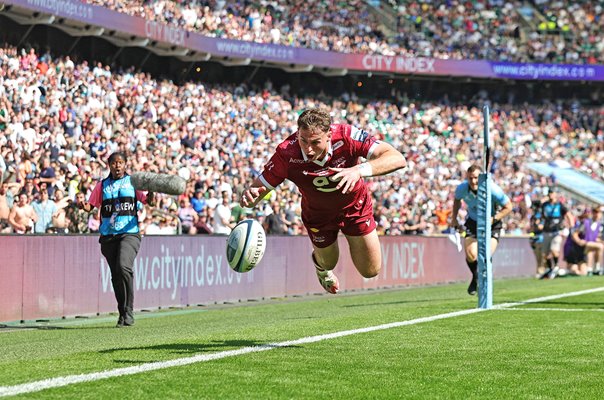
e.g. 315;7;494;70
329;167;361;194
241;186;267;208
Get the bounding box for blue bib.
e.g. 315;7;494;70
100;175;140;236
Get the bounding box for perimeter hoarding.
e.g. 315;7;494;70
0;235;535;322
4;0;604;81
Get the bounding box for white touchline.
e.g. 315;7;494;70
497;307;604;312
1;286;603;398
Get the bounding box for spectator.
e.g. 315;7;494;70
0;181;19;232
178;197;198;234
263;201;290;234
145;215;174;235
31;189;59;233
213;191;233;235
190;189;206;214
434;201;452;233
38;158;56;197
194;212;214;235
8;192;38;234
403;213;427;235
564;212;589;276
66;191;92;233
581;207;604;275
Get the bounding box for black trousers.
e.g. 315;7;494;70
100;234;141;316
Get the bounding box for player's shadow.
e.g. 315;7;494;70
342;298;461;308
99;339;301;364
0;324;68;331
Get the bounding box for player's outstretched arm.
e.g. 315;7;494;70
330;141;407;194
240;178;269;209
493;200;513;224
363;141;407;177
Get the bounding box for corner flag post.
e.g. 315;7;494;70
477;105;493;309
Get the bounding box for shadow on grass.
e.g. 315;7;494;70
342;297;463;308
0;324;69;331
99;339;301;360
523;300;604;307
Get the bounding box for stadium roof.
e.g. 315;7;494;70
2;0;604;81
526;162;604;206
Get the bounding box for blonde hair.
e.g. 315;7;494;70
297;109;331;133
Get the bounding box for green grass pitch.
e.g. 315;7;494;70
1;277;604;399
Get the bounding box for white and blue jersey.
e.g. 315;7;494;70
455;180;510;222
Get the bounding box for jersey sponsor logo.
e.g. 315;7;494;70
289;158;306;163
302;168;332;177
332;140;344;151
350;126;369;142
312;235;326;243
332;157;346;167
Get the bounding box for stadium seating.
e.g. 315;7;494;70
1;45;601;236
80;0;604;63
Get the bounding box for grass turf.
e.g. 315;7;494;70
1;277;603;399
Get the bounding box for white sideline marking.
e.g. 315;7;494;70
1;286;603;398
498;307;604;312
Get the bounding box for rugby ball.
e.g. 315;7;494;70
226;219;266;273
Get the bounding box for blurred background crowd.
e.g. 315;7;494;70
0;0;603;241
1;45;601;238
84;0;604;64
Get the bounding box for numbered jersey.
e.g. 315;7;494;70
259;124;379;221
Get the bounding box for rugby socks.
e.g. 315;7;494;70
550;256;558;269
466;259;477;276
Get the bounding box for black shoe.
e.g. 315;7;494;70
538;268;552;280
124;308;135;326
547;266;559;280
467;277;477;296
116;315;125;328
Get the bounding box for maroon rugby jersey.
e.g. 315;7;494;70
259;124;379;222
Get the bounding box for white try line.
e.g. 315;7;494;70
497;307;604;312
1;286;603;398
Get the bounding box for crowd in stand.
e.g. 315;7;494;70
394;0;603;64
81;0;604;64
1;46;602;240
